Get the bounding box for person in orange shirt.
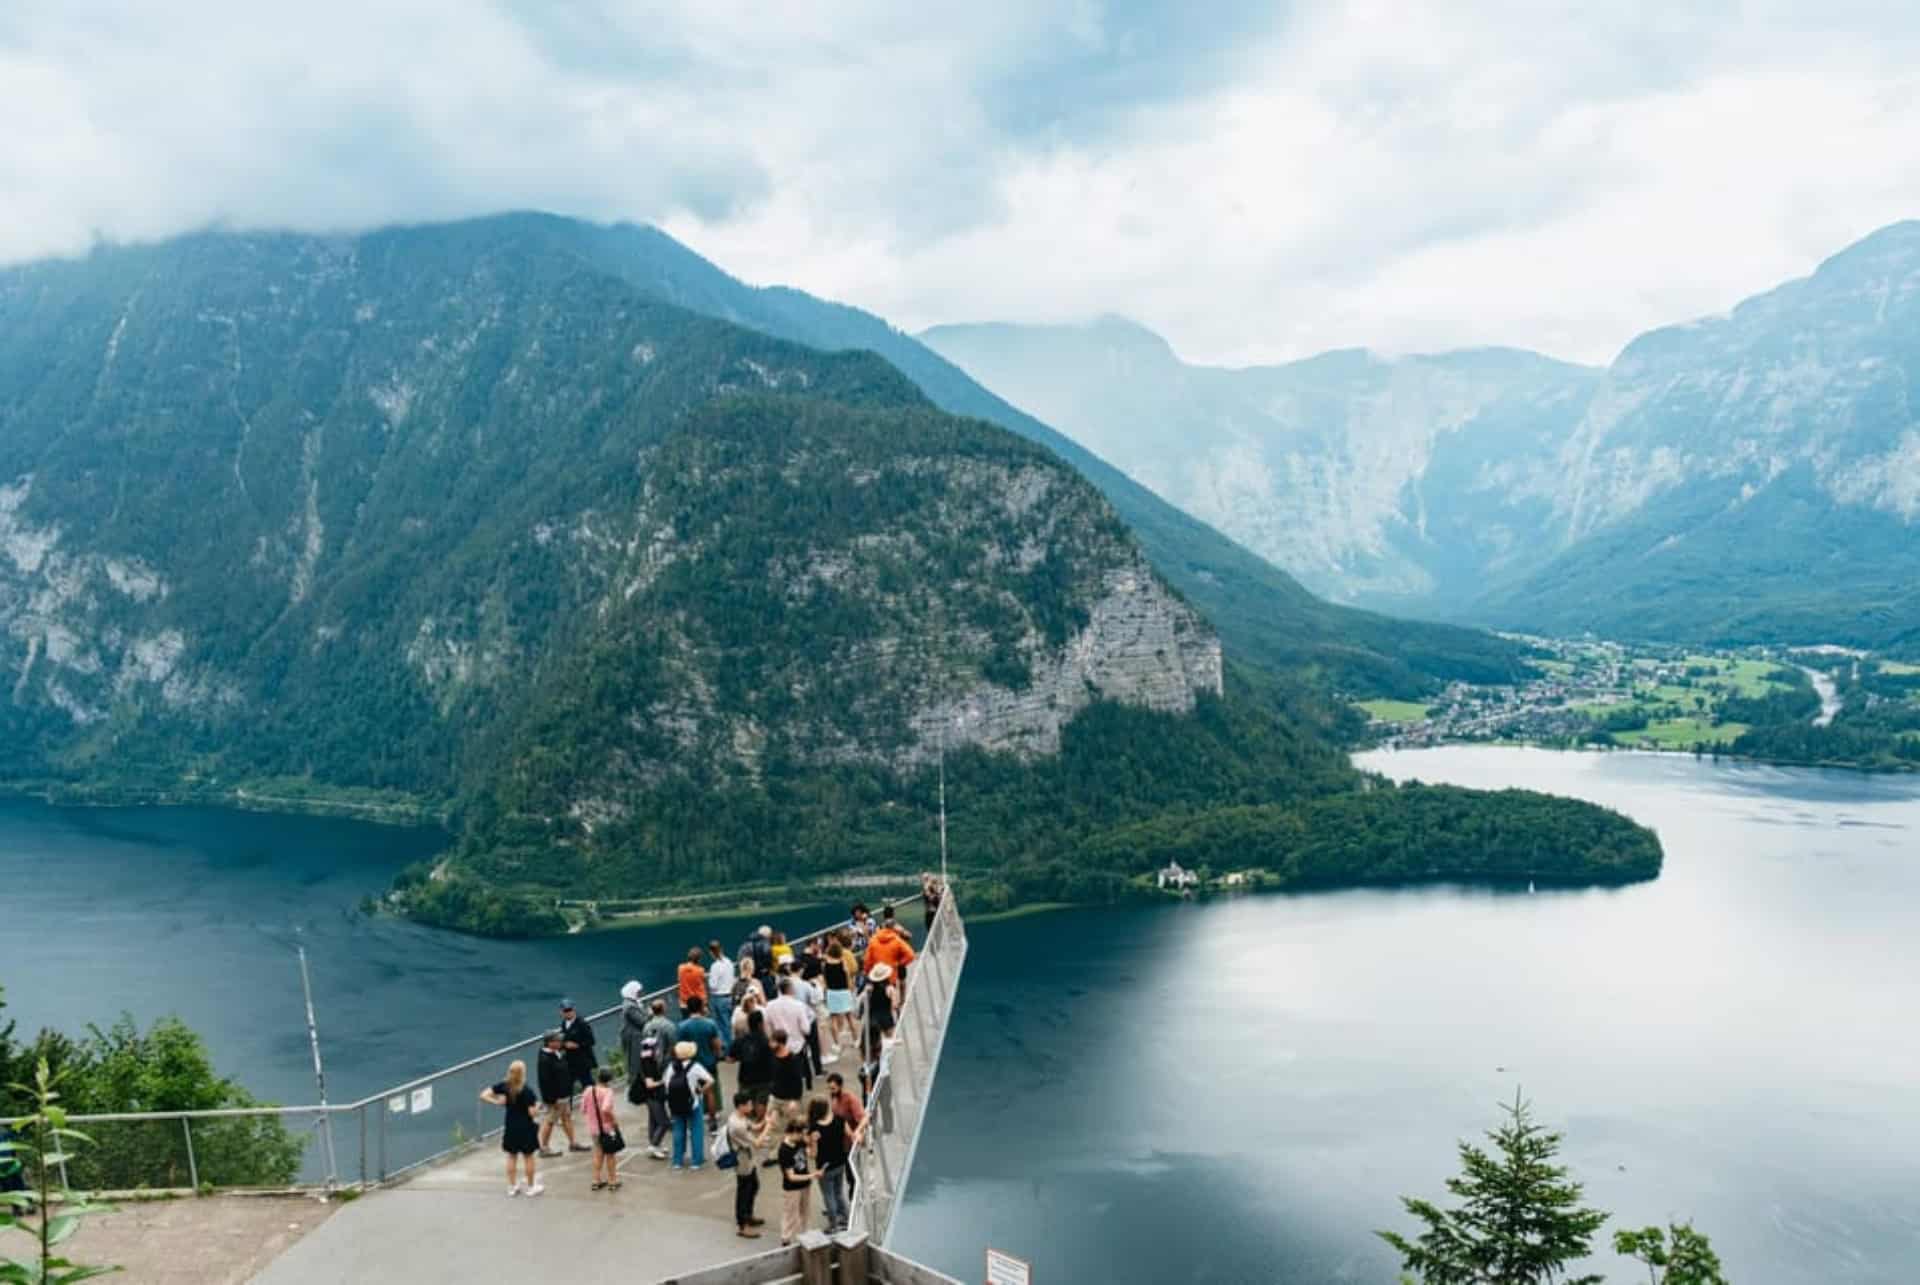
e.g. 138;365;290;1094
677;946;709;1018
862;920;916;988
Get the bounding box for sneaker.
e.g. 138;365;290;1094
649;1146;669;1160
747;1217;767;1227
737;1226;762;1239
508;1184;522;1197
691;1164;703;1172
671;1164;684;1172
568;1143;593;1153
538;1148;563;1158
525;1182;545;1197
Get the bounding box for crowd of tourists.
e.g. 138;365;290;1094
480;878;940;1246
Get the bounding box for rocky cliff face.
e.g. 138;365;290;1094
0;221;1235;890
921;318;1599;607
925;222;1920;649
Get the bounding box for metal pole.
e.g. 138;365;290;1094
182;1116;199;1191
936;722;949;888
298;947;339;1191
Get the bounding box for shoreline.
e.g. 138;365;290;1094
1363;737;1920;776
0;777;452;827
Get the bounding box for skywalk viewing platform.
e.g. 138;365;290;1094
42;896;970;1285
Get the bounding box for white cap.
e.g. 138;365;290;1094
620;980;643;1001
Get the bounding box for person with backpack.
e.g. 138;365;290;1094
664;1039;714;1172
635;997;678;1160
721;1091;772;1239
740;926;775;988
581;1067;624;1191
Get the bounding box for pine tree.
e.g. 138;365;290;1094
1614;1223;1729;1285
1380;1091;1608;1285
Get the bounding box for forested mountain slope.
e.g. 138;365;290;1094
0;223;1347;928
442;213;1529;695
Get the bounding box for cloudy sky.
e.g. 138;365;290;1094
5;1;1919;366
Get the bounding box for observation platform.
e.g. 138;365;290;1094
236;895;969;1285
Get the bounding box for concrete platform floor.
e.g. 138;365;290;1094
251;1061;831;1284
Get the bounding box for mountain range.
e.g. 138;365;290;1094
1;214;1657;934
923;221;1920;653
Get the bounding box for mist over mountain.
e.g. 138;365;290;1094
924;222;1920;651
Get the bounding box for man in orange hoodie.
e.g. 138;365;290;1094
862;919;916;989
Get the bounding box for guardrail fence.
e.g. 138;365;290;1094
846;890;968;1246
54;891;962;1234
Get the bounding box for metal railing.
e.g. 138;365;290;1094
846;891;968;1246
53;896;936;1194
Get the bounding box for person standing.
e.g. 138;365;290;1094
706;940;736;1055
921;871;944;920
638;998;678;1160
536;1029;587;1156
822;931;857;1061
846;904;874;963
765;977;816;1092
798;940;828;1074
768;1028;807;1138
733;1007;774;1108
725;1091;771;1240
664;1040;714;1172
581;1067;624;1191
618;980;648;1096
734;957;766;1013
864;962;898;1061
863;921;916;993
479;1059;543;1197
769;929;795;976
823;1072;865;1231
675;995;726;1117
806;1096;850;1234
743;925;775;986
677;947;708;1019
558;998;597;1094
776;1117;819;1247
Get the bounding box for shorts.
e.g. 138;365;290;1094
544;1099;573;1122
826;989;853;1015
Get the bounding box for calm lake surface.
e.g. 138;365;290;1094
4;748;1919;1281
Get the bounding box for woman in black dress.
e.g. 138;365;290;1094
480;1058;544;1196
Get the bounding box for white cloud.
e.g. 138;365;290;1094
4;1;1920;365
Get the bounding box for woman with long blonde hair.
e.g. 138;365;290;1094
481;1057;543;1196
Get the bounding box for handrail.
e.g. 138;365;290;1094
63;894;918;1123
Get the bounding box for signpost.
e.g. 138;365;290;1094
985;1248;1032;1285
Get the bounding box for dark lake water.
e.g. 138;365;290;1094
4;747;1919;1282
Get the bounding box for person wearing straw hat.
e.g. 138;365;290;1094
663;1039;714;1171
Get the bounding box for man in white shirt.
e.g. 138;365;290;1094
763;977;816;1090
706;939;737;1055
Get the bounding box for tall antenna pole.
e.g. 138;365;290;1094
937;719;949;887
298;946;339;1191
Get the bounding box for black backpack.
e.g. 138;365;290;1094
666;1058;698;1118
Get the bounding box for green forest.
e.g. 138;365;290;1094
0;989;303;1190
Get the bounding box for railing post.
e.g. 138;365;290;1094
358;1105;368;1187
378;1102;388;1182
182;1117;199;1192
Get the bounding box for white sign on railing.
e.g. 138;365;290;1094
985;1248;1031;1285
